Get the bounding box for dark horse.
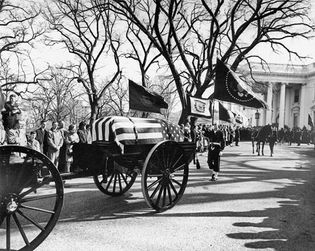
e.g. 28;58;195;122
252;125;272;156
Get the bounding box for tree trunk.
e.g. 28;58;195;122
178;105;190;125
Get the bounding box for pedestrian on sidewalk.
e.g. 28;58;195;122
204;124;225;181
268;124;278;157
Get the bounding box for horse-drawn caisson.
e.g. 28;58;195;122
0;116;196;251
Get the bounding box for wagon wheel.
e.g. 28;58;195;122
93;158;137;196
0;145;64;251
141;141;189;212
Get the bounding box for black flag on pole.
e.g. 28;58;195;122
218;102;233;123
308;114;313;127
212;59;268;109
129;80;168;113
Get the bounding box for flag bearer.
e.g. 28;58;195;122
204;124;225;181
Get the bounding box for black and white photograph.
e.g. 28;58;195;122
1;0;315;250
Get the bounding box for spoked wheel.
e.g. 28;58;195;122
0;145;64;251
141;141;189;212
93;158;137;196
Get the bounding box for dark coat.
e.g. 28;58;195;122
36;128;49;154
204;129;225;151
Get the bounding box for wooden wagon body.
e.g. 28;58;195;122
0;116;195;251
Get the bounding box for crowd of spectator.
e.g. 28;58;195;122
32;120;92;173
181;120;315;152
0;94;92;173
181;122;241;152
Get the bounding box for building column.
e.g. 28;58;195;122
299;84;306;128
266;82;273;125
279;83;286;128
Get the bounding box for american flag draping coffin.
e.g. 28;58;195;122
92;116;184;152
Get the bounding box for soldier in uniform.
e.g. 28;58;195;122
204;124;225;181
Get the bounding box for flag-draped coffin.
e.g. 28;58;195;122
92;116;184;151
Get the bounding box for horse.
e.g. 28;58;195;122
253;125;272;156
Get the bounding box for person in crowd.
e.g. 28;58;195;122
301;126;309;144
234;126;240;146
250;127;258;154
36;120;48;155
86;124;92;144
268;124;278;157
203;124;225;181
27;131;41;152
229;125;235;146
47;121;64;168
65;124;79;173
288;128;293;145
58;120;68;172
295;127;302;146
278;128;284;144
77;121;88;144
2;93;21;144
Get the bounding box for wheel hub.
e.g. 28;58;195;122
2;195;19;214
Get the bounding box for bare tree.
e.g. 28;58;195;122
44;0;123;125
122;17;162;86
0;0;44;95
25;66;84;125
108;0;314;124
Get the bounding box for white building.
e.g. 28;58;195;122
234;62;315;129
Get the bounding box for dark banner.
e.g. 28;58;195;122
218;102;233;123
212;59;268;109
308;114;313;127
129;80;168;113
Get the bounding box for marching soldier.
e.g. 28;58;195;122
204;124;225;181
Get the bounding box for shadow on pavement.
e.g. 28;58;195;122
35;143;315;250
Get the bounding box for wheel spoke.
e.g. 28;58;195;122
147;174;163;177
20;204;55;214
166;182;172;205
147;177;163;190
17;209;45;231
118;173;122;193
21;193;57;203
162;184;167;208
169;180;178;198
149;181;162;200
105;173;115;191
0;146;64;251
13;213;30;246
173;163;186;172
155;183;164;207
6;214;11;251
19;181;47;199
120;173;128;186
170;154;184;171
171;178;182;187
112;173;117;193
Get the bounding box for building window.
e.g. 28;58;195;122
294;89;299;103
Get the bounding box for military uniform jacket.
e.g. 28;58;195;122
204;129;225;151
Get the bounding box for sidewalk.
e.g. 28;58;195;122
37;141;315;251
185;141;315;250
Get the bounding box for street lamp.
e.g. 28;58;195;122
255;110;260;127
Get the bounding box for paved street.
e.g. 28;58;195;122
36;141;315;251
